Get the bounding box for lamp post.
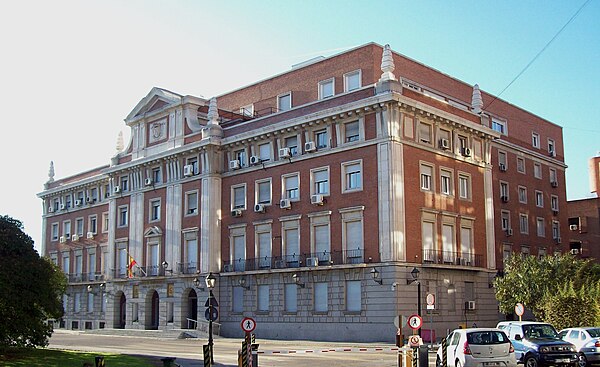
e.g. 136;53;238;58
205;272;217;364
409;267;421;336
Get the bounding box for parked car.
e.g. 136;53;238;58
558;327;600;367
497;321;577;367
436;328;517;367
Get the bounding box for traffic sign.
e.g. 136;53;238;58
426;293;435;306
241;317;256;333
408;335;422;347
407;314;423;330
205;297;219;308
515;303;525;316
205;307;219;321
394;315;407;328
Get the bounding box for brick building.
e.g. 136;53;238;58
38;43;567;342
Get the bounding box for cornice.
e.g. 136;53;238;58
493;139;567;169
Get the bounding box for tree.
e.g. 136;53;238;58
542;282;600;330
0;215;66;349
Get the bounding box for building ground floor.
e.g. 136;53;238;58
56;263;502;342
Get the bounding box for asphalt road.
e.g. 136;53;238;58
49;330;436;367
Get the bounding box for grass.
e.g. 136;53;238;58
0;348;161;367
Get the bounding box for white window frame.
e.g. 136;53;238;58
344;120;360;143
458;173;471;200
535;191;544;208
255;178;272;205
346;280;361;312
76;217;84;236
311;166;330;196
440;168;453;196
318;78;335;100
549;168;557;183
532;132;540;149
282;172;300;201
240;104;254;117
536;217;545;237
51;222;59;241
152;167;162;184
419;122;433;144
498;151;508;168
501;210;511;231
342;160;363;193
117;205;128;228
519;213;529;234
258;142;272;162
149;198;161;222
257;284;269;312
534;162;542;179
491;118;507;135
88;215;97;235
277;92;292;112
120;176;129;192
314;129;329;149
517;157;526;174
231;184;247;210
552;220;560;239
420;163;434;192
343;70;361;92
284;135;299;156
284;283;297;313
63;220;72;238
314;282;328;313
102;212;109;233
185;190;199;216
518;186;527;204
551;195;559;211
500;181;509;200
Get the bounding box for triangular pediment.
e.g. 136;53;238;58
144;226;163;237
126;87;183;122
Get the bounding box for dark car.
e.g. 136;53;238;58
497;321;577;367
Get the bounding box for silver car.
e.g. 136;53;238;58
558;327;600;367
437;328;517;367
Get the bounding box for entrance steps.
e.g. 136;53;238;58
83;328;206;339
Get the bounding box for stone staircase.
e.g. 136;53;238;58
84;328;206;339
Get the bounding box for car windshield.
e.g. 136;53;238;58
588;328;600;338
467;331;509;345
523;324;558;339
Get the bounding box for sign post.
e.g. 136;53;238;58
205;291;219;366
240;317;256;367
407;314;423;367
426;293;435;347
515;302;525;322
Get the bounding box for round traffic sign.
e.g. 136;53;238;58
408;335;422;347
205;307;219;321
426;293;435;306
407;314;423;330
515;303;525;316
241;317;256;333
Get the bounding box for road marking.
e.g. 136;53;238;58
257;347;405;355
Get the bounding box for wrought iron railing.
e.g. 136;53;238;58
422;249;482;267
177;262;198;275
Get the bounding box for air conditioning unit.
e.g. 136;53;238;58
280;199;292;209
48;206;54;213
59;236;67;243
279;147;291;159
465;301;476;310
570;249;580;255
439;138;450;150
75;199;83;207
254;204;266;213
223;264;233;272
113;186;121;194
183;165;194;177
249;156;261;165
507;228;513;236
71;234;79;242
229;160;241;170
501;196;509;203
556;237;562;244
304;141;317;152
306;257;319;267
462;147;472;157
231;209;243;218
60;204;67;210
569;224;579;231
311;194;324;205
499;163;507;172
86;232;94;239
553;210;559;216
85;197;93;204
551;181;559;188
144;178;153;186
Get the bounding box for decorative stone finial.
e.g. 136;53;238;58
379;44;397;82
207;97;219;125
471;84;483;114
47;161;55;183
116;131;124;153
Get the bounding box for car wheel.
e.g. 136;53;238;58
577;352;587;367
525;355;538;367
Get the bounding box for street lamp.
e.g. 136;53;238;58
205;272;217;364
407;267;421;336
161;261;173;275
370;268;383;285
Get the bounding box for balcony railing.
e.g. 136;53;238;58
67;272;105;283
222;248;365;273
422;249;482;267
177;262;198;275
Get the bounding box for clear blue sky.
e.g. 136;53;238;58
1;0;598;252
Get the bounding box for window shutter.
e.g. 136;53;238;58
346;221;362;250
314;224;330;254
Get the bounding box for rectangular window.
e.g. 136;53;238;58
458;174;470;200
232;185;246;209
535;191;544;207
534;163;542;179
314;282;328;312
498;151;507;168
532;132;540;148
518;186;527;204
87;293;94;312
240;104;254;117
284;228;300;259
120;176;129;192
521;246;530;256
517;157;526;174
548;139;556;156
346;280;361;312
549;168;557;184
51;223;59;241
314;224;330;260
102;212;109;233
186;238;198;272
345;219;363;253
538;247;547;259
537;217;545;237
501;210;511;231
186;191;198;215
551;195;559;211
277;92;291;112
285;283;297;312
65;194;72;209
500;182;509;200
118;206;128;227
315;129;328;149
283;174;299;200
285;136;299;156
503;244;512;263
258;143;271;161
232;286;244;313
420;164;433;191
419;122;432;144
460;227;473;263
88;215;97;234
132;303;139;322
552;221;560;239
62;254;70;274
492;118;506;134
63;221;71;237
442;224;455;263
343;161;362;192
519;214;529;234
235;149;247;167
312;167;329;195
344;70;361;92
150;199;161;221
318;78;334;99
90;188;98;202
422;221;435;262
152;167;161;184
345;121;359;142
256;179;271;205
440;169;453;196
74;293;81;312
257;231;271;266
187;156;199;175
257;285;269;312
76;218;84;236
75;254;83;275
233;235;246;272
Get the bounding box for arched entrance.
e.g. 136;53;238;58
145;290;159;330
186;289;198;329
114;292;126;329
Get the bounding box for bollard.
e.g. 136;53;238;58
251;344;260;367
94;356;105;367
442;336;447;367
203;345;212;367
160;357;177;367
418;345;428;367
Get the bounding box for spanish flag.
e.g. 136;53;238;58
127;255;137;278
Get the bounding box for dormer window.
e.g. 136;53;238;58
278;92;292;112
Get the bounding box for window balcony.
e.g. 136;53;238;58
177;262;198;275
422;249;482;267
